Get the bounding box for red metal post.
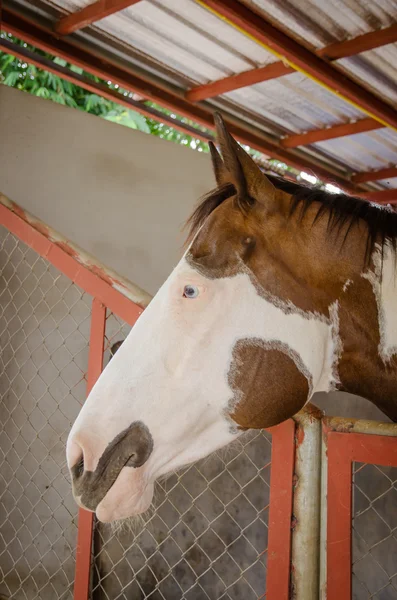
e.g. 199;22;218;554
326;433;353;600
326;431;397;600
266;419;296;600
73;298;106;600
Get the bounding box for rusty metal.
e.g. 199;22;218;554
291;403;323;600
323;416;397;437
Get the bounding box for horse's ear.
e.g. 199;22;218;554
208;141;230;187
213;112;276;204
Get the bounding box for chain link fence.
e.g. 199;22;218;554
0;226;91;599
352;462;397;599
92;313;272;600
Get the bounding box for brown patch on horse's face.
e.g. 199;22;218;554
188;191;369;317
228;339;310;429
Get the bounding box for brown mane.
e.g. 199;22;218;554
187;174;397;264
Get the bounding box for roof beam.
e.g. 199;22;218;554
198;0;397;131
317;23;397;60
357;188;397;204
281;117;382;148
186;62;294;102
55;0;142;36
187;22;397;102
352;166;397;184
2;8;360;194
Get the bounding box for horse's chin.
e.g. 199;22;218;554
95;468;154;523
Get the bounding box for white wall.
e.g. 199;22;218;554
0;85;214;296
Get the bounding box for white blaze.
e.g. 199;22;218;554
68;257;336;521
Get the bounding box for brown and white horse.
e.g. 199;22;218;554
67;114;397;522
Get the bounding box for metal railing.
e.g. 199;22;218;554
0;197;294;600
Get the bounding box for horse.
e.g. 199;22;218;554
67;113;397;523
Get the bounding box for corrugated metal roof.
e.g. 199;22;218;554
5;0;397;192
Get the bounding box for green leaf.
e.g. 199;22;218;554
4;71;20;86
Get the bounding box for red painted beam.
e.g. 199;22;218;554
357;188;397;204
318;22;397;60
187;23;397;102
186;61;294;102
281;117;381;148
55;0;142;36
352;165;397;184
2;9;361;194
199;0;397;131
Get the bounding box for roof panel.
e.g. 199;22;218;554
225;71;365;132
315;128;397;173
245;0;397;48
11;0;397;189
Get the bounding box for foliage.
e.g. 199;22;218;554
0;32;209;151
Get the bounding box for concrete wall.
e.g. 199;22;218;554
0;85;213;296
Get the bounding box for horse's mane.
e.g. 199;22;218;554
187;175;397;263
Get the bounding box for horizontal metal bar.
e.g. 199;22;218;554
352;165;397;184
187;23;397;102
198;0;397;131
281;118;381;148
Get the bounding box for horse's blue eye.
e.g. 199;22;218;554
183;285;199;299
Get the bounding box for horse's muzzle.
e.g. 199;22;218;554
70;421;153;511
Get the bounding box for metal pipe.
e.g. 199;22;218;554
291;403;323;599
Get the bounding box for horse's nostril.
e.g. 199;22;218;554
76;455;84;476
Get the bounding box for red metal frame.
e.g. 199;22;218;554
352;166;397;184
187;24;397;103
74;298;106;600
266;418;296;600
199;0;397;131
326;429;397;600
0;200;297;599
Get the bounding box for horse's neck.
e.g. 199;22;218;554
337;249;397;421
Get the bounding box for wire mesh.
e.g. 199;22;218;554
0;225;92;600
92;312;272;600
352;461;397;599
